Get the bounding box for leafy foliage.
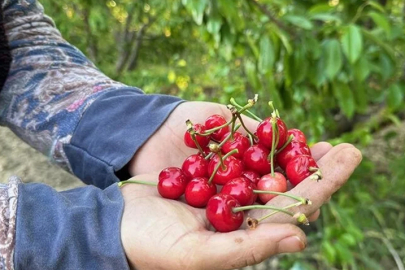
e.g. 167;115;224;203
39;0;405;268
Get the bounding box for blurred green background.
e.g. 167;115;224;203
28;0;405;269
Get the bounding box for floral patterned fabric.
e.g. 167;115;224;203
0;0;128;172
0;0;144;268
0;176;20;270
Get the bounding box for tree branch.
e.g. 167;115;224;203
247;0;294;35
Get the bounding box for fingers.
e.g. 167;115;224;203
310;142;333;161
307;209;321;222
198;223;306;270
248;143;362;224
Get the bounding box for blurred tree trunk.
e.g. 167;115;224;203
127;16;156;71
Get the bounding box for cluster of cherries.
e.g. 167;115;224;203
120;96;322;232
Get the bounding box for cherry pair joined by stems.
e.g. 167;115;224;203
206;193;310;232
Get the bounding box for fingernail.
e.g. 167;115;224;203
277;236;306;253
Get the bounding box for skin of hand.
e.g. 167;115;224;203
121;103;362;269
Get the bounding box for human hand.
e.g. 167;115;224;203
128;101;248;175
120;142;362;270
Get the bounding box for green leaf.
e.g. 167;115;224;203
206;16;222;35
335;242;354;264
258;35;275;74
321;241;337;264
339;233;357;247
353;56;371;82
283;15;313;30
333;81;355;118
368;11;391;35
341;24;363;64
361;29;395;61
309;13;342;23
244;60;260;90
367;1;386;13
186;0;207;25
308;3;334;14
323;39;343;80
272;26;292;55
387;84;404;110
246;34;259;59
379;54;394;81
352;82;368;113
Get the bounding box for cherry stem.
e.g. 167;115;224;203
191;133;206;157
201;118;234;135
253;190;312;205
236;114;258;141
118;179;158;188
269;119;277;177
232;204;295;217
275;134;294;154
208;149;239;184
216;151;226;171
204;124;241;160
256;201;303;223
247;133;254;146
229;98;262;122
186;119;206;157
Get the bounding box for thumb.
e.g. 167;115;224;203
197;224;306;270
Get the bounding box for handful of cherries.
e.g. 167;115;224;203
120;96;322;232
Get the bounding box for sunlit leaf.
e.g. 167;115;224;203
258;35;275;74
283;15;313;30
368;11;391;36
341;24;363;64
323;39;343;80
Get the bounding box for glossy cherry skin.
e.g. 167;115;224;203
158;167;188;199
184;123;211;149
221;132;250;159
288;129;307;144
256;117;288;150
257;172;288;204
185;177;217;208
276;141;311;170
286;155;318;186
205;114;230;141
241;170;261;186
220;177;256;206
208;154;243;185
206;194;244;232
182;154;209;180
243;144;272;175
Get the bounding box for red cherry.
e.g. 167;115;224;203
241;170;261;186
184;123;211;149
276;141;311;170
158;167;187;199
256;117;288;150
205;114;230;141
208;154;243;185
221;132;250;159
243;144;272;175
206;194;244;232
257;172;288;203
288;129;307;144
182;154;209;179
185;177;217;208
286;155;318;186
220;177;256;206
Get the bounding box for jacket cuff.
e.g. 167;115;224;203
14;183;129;270
64;88;183;188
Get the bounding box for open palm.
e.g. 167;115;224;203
121;117;362;270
